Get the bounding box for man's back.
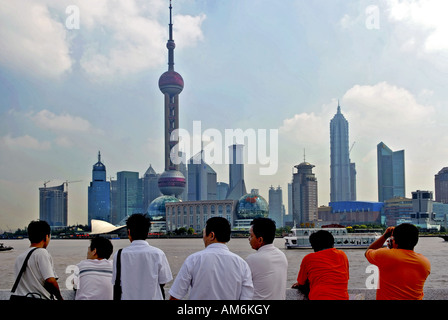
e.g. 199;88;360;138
366;248;431;300
246;244;288;299
112;240;172;300
13;247;56;300
74;259;113;300
169;243;253;300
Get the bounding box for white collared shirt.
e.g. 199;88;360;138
169;243;253;300
74;259;113;300
245;243;288;300
112;240;173;300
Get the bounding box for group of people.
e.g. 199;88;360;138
10;215;431;301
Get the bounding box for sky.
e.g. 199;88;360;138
1;0;448;230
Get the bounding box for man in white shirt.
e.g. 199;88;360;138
112;214;173;300
74;236;114;300
169;217;253;300
246;218;288;300
12;220;63;300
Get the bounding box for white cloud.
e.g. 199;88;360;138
30;109;95;133
0;134;51;150
0;0;72;78
384;0;448;53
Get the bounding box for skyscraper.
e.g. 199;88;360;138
113;171;143;224
157;1;186;198
330;102;356;202
268;185;284;227
226;144;247;200
291;161;318;226
39;183;67;227
435;167;448;204
142;164;161;211
88;151;111;226
187;151;217;201
377;142;405;202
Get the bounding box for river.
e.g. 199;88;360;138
1;236;447;291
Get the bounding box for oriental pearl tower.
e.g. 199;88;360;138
157;1;186;197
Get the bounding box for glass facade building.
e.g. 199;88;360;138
377;142;405;202
39;183;67;227
88;152;111;227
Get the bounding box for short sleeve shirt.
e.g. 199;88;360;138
365;248;431;300
74;259;113;300
246;244;288;300
169;243;254;300
297;248;349;300
112;240;173;300
13;247;57;300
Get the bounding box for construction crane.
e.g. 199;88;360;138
65;180;82;191
349;141;356;154
43;180;51;188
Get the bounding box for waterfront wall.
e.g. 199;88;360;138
1;288;448;300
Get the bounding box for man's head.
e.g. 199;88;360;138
28;220;51;247
249;217;276;250
309;230;334;252
203;217;231;247
126;213;151;241
392;223;419;250
88;236;113;260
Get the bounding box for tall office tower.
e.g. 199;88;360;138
291;161;318;226
157;1;186;198
114;171;143;224
435;167;448;204
226;144;247;200
88;151;111;227
269;186;284;227
142;164;161;211
187;151;217;201
411;190;434;227
216;182;229;200
39;183;67;227
330;102;356;202
377;142;405;202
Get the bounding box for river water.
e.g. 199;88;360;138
1;236;447;291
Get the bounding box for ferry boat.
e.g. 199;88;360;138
284;227;381;249
0;243;13;251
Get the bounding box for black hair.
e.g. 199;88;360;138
393;223;419;250
90;236;113;259
250;217;276;244
205;217;231;243
126;213;151;240
27;220;51;243
309;230;334;252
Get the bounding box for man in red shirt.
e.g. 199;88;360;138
365;223;431;300
292;230;349;300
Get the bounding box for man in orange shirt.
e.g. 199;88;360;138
365;223;431;300
291;230;349;300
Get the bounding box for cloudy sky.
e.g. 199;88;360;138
1;0;447;230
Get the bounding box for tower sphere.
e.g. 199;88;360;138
158;169;186;197
159;70;184;96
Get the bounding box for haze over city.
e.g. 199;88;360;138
1;0;447;230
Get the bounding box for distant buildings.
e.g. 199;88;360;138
291;161;318;226
226;144;247;200
39;183;67;227
330;102;356;202
377;142;405;202
268;185;284;227
187;151;217;201
435;167;448;204
88;152;111;227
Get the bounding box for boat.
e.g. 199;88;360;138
0;243;13;251
439;235;448;241
284;227;381;249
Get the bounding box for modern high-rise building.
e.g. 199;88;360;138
88;151;111;226
291;161;318;226
39;183;67;227
226;144;247;200
330;103;356;202
216;182;229;200
187;151;217;201
268;185;284;227
435;167;448;204
142;164;161;211
377;142;405;202
157;1;186;198
111;171;143;224
411;190;438;230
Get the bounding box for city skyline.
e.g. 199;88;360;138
1;0;448;229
